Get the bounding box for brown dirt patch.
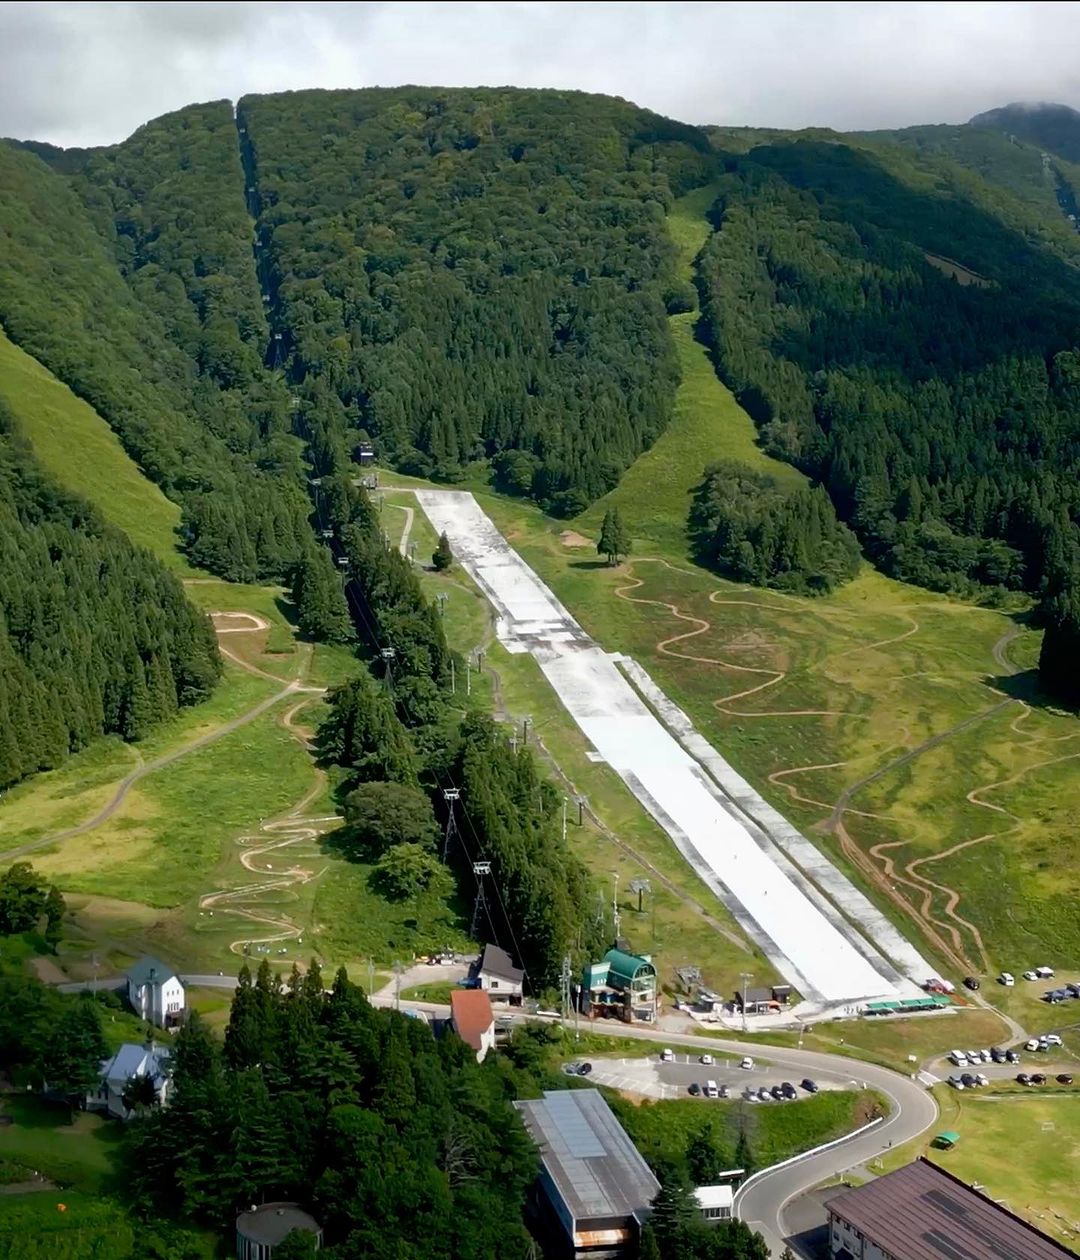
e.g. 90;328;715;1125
560;530;592;548
28;956;67;985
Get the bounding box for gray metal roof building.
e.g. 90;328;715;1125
514;1089;659;1259
825;1158;1074;1260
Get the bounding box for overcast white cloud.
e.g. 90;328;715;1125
2;0;1080;148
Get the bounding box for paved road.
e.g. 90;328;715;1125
0;685;299;862
50;972;934;1256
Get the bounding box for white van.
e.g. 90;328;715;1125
704;1080;719;1098
999;972;1015;987
1036;966;1055;979
949;1050;968;1066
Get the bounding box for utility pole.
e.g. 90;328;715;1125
441;788;460;861
475;648;484;673
465;657;471;696
560;954;572;1023
562;797;568;842
522;715;531;745
450;658;456;695
612;873;621;941
739;971;753;1034
436;592;449;617
576;795;586;826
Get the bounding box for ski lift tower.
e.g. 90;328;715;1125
470;860;492;938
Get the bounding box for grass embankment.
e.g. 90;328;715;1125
615;1090;882;1174
0;327;194;573
880;1086;1080;1248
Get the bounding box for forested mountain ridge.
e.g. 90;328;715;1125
971;101;1080;164
697;133;1080;607
0;132;310;584
239;86;712;511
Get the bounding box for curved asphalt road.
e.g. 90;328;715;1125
187;986;935;1252
55;977;934;1254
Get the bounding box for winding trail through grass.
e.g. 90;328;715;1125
0;612;323;867
198;699;338;958
605;560;1054;975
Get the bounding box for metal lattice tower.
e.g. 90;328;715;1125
470;860;492;938
560;954;573;1022
441;788;460;862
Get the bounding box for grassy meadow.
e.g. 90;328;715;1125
0;326;193;572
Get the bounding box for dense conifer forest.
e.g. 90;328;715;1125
0;402;220;789
238;87;712;511
697;140;1080;610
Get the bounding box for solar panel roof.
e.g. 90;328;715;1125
514;1089;660;1224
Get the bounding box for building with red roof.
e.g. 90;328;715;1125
449;988;495;1062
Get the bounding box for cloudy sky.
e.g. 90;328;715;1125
3;0;1080;148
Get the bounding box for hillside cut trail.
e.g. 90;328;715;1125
607;561;1050;975
0;610;323;866
198;699;339;958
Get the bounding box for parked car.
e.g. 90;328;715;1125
801;1078;819;1093
700;1054;714;1066
740;1056;754;1070
961;1073;976;1087
1067;983;1080;998
966;1050;982;1063
1044;1033;1063;1046
1016;1073;1030;1085
1023;970;1038;981
757;1087;771;1101
1006;1050;1020;1064
688;1082;702;1097
1045;989;1067;1004
577;1062;593;1076
1031;1073;1047;1085
1025;1039;1041;1051
1036;966;1056;979
949;1075;966;1090
998;972;1015;987
770;1085;785;1101
1056;1073;1073;1085
719;1085;730;1099
661;1048;675;1062
990;1048;1006;1063
976;1074;989;1087
781;1082;797;1099
949;1051;968;1066
963;976;980;991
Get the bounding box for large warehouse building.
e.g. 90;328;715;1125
826;1158;1074;1260
514;1089;659;1259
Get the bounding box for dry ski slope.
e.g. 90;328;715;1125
417;491;933;1007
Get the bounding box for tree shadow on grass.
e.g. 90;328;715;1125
567;559;613;571
986;669;1080;716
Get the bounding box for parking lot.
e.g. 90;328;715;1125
568;1051;863;1103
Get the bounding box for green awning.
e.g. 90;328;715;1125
933;1131;960;1148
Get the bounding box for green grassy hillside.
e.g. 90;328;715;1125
0;327;191;571
577;184;805;554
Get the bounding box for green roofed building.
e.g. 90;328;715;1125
581;947;657;1024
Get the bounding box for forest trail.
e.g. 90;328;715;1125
386;502;415;557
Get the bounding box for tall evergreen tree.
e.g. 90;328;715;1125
1039;582;1080;703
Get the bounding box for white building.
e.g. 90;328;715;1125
126;956;185;1027
694;1184;733;1223
469;943;524;1003
90;1042;171;1120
